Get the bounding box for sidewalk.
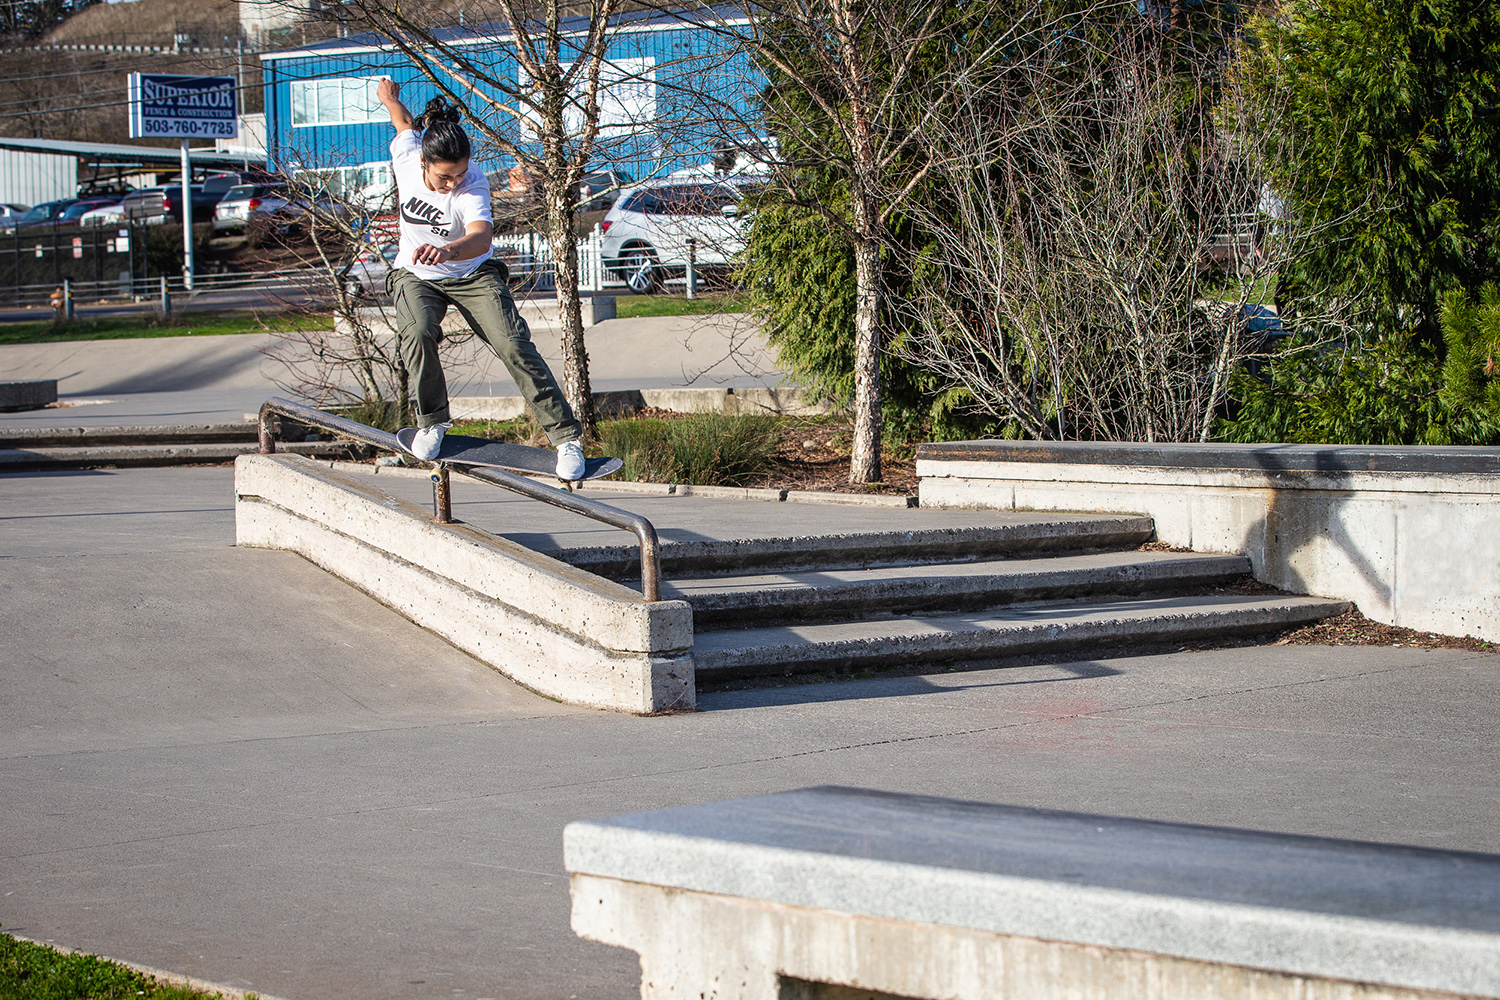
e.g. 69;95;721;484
0;311;782;428
3;466;1497;1000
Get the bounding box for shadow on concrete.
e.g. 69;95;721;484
702;659;1123;711
1240;450;1389;609
85;350;269;394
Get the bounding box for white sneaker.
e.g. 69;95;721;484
411;422;451;460
555;439;586;480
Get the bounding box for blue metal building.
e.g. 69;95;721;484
258;9;761;196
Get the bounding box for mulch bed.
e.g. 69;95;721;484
1272;608;1492;651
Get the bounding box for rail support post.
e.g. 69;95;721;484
431;466;453;523
685;237;697;300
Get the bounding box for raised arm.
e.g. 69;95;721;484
377;78;415;134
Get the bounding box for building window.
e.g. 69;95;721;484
291;77;385;127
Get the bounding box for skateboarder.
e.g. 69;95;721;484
375;79;586;479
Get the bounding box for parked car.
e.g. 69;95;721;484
78;201;128;226
0;203;28;222
121;184;226;223
576;169;634;213
343;242;398;296
1;198;79;230
600;179;749;293
58;197;122;223
212;183;344;234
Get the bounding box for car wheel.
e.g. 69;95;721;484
621;247;660;294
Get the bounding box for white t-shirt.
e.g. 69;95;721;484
390;129;493;280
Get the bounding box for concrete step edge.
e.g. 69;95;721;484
554;516;1159;579
680;553;1252;622
692;596;1351;678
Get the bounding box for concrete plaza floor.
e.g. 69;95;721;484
3;467;1498;1000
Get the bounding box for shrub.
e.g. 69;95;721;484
601;413;778;486
1219;284;1500;444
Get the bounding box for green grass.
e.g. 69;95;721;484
0;312;333;346
613;292;748;319
0;933;253;1000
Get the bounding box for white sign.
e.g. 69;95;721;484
129;74;239;140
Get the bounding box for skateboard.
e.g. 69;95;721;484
396;427;623;482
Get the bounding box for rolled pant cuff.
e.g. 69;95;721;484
416;408;451;429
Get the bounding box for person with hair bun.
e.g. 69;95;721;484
375;78;586;478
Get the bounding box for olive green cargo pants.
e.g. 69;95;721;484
386;258;582;443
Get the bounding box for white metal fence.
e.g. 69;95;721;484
491;224;613;292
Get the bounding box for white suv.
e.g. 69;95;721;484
600;179;750;293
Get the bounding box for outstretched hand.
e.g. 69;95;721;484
412;242;453;266
376;78;401;105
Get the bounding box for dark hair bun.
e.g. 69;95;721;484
414;97;463;131
414;96;473;164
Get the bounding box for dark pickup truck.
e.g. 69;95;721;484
121;173;263;222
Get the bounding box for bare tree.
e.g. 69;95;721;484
892;10;1366;443
315;0;648;439
259;178;423;423
665;0;953;482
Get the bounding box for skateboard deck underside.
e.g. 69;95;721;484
395;428;622;480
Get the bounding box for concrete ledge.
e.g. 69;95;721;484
0;441;353;470
234;454;694;713
917;441;1500;641
566;787;1500;1000
0;423;257;447
920;439;1500;478
450;386;829;422
0;378;57;411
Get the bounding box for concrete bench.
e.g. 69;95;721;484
565;786;1500;1000
0;378;57;412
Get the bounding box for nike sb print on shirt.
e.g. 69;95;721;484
390;129;494;280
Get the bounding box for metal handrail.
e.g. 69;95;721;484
256;397;663;601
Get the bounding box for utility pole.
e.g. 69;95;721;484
237;37;248;171
181;139;194;292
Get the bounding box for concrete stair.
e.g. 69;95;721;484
579;513;1348;684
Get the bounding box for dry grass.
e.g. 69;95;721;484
1273;609;1493;651
46;0;241;45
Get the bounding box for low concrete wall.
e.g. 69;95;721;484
566;787;1500;1000
234;454;694;713
338;295;617;339
449;386;829;423
917;441;1500;641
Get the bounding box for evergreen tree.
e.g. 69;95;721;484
1241;0;1500;344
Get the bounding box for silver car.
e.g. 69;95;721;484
600;179;750;293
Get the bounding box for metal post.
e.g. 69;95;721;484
430;466;453;523
159;274;171;318
180;138;195;292
685;237;697;300
62;277;73;320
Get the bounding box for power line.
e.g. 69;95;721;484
0;53;246;86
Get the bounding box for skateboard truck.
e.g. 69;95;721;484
430;466;453;523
